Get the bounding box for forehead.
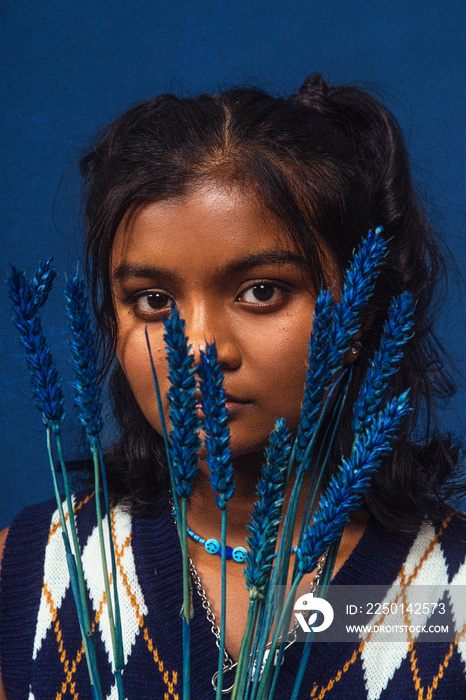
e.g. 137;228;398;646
111;184;298;272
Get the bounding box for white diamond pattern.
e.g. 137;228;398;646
362;522;451;699
81;506;148;671
31;495;148;685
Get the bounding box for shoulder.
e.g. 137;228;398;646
0;496;59;585
0;492;101;698
0;496;68;577
392;510;466;589
336;508;466;588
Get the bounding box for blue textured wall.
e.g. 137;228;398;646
1;1;465;528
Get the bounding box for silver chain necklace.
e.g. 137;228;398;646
189;552;328;694
169;500;328;694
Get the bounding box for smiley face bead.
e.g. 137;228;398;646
203;539;246;562
232;546;247;563
205;538;220;555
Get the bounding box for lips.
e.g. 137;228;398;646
224;395;249;406
193;388;250;416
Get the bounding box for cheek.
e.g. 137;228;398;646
248;323;311;423
270;345;309;409
116;326;168;433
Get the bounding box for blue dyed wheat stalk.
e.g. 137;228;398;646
232;419;291;700
163;305;201;700
8;263;103;700
198;341;235;699
65;275;125;698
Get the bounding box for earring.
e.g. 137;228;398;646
351;341;362;356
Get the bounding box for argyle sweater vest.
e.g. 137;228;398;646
1;493;466;700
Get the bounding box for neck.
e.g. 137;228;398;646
185;452;316;548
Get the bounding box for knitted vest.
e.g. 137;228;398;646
1;493;466;699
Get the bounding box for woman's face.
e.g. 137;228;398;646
111;183;323;461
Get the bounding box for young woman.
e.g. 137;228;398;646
0;74;465;699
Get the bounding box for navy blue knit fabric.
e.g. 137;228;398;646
0;499;52;699
1;495;465;699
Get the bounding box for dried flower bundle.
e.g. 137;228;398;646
9;228;414;699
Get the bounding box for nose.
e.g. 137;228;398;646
182;302;242;371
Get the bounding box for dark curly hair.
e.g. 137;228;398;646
80;73;463;529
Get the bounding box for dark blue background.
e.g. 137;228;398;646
1;1;465;528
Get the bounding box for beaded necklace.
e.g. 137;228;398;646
186;526;297;563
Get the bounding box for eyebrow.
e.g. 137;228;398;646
112;263;176;284
112;249;308;284
222;250;307;276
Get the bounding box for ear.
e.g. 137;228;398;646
344;338;362;365
343;307;375;365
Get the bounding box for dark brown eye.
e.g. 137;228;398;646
241;283;281;304
135;291;171;313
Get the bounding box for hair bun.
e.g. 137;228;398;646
298;73;329;100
